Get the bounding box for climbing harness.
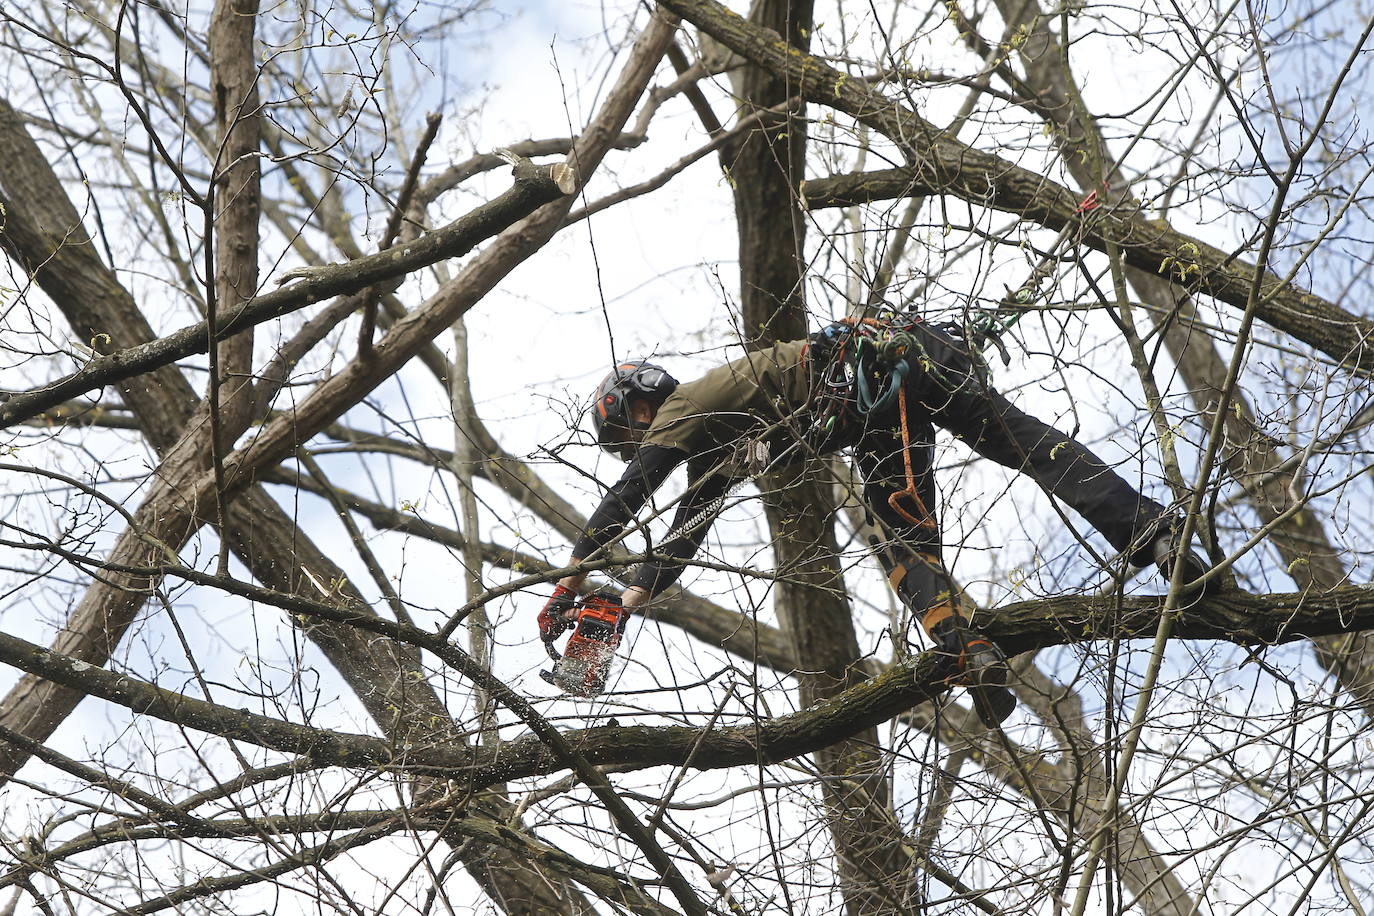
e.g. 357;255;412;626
807;314;939;528
809;316;922;438
806;304;1028;529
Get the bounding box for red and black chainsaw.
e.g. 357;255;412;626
540;592;629;697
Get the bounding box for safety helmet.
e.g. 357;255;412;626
589;360;677;458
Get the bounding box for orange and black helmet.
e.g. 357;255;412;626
589;360;677;458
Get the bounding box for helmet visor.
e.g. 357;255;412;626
589;360;675;460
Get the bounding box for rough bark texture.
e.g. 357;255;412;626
22;8;677;908
2;801;676;916
18;3;1371;911
658;7;1373;904
0;95;200;446
4;580;1369;788
223;496;602;915
0;161;574;428
0;113;558;783
0;91;237;778
160;14;678;533
969;7;1200;913
208;0;262;438
727;0;811;348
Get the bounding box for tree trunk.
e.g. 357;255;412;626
726;2;920;910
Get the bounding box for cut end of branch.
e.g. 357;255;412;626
548;163;577;195
276;265;325;287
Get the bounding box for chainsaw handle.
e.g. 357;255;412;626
542;591;622;665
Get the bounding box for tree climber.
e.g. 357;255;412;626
538;316;1208;724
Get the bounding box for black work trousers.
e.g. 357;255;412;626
826;322;1168;627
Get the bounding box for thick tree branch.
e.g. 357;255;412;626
1;72;602;914
4;562;1364;793
204;0;263;573
414;133;644;210
991;0;1374;732
801;164;1374;374
5;802;681;916
656;0;1374;377
0;160;574;428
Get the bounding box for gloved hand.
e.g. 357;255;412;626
537;584;578;642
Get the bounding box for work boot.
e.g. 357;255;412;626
928;616;1016;727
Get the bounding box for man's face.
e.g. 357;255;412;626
612;398;658;460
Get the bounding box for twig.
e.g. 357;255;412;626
358;111;443;357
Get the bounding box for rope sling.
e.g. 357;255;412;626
808;307;1023;528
